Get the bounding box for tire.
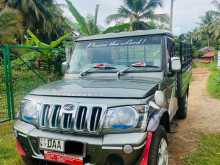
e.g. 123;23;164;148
176;92;188;119
148;126;168;165
105;154;124;165
22;157;42;165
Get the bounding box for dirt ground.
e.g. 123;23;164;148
169;68;220;165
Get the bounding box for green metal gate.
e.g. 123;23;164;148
0;45;64;123
0;45;14;122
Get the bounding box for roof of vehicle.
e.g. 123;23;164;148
76;29;173;41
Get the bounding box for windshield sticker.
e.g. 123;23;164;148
86;38;159;48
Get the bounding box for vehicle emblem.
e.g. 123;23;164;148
63;104;75;111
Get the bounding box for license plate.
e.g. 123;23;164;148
39;138;64;152
44;151;83;165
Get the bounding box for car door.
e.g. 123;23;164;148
164;38;178;121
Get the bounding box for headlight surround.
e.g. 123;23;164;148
103;105;148;133
20;100;40;125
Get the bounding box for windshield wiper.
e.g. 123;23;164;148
80;64;117;77
117;64;160;79
117;66;137;78
134;65;159;68
131;62;159;68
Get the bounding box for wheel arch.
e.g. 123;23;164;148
147;109;170;132
159;111;170;132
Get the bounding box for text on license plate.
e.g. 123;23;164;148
39;138;64;152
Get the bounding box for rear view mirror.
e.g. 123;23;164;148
61;62;69;75
171;57;181;72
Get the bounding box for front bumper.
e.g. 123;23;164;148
14;120;147;165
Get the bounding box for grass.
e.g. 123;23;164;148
0;122;22;165
184;134;220;165
207;63;220;100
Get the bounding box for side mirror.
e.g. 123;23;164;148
171;57;181;72
154;91;166;107
61;62;69;75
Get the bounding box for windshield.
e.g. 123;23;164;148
67;36;163;74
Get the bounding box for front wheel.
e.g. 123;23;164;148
148;126;168;165
22;157;41;165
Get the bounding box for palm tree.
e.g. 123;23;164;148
0;7;24;44
5;0;69;42
0;0;6;10
104;21;157;33
106;0;169;31
199;11;218;47
6;0;52;28
65;0;100;35
200;11;217;26
211;0;220;17
208;1;220;45
185;1;220;50
103;23;131;33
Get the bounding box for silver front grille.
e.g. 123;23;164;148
39;104;104;134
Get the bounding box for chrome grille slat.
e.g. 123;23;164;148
90;107;102;132
93;108;99;130
81;107;86;129
62;113;72;129
40;104;50;127
67;114;71;128
54;106;61;127
49;105;61;128
39;103;104;134
93;110;99;130
75;106;87;130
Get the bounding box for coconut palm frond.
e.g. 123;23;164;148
106;13;128;24
65;0;90;35
151;13;170;23
212;0;220;11
104;23;130;33
86;15;100;35
142;0;163;11
118;6;134;17
124;0;146;12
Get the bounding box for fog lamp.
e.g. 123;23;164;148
123;145;133;154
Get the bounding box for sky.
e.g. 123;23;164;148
58;0;215;35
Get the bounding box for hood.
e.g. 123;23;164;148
30;78;159;99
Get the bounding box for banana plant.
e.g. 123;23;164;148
25;29;70;49
65;0;100;35
25;29;70;58
14;30;71;75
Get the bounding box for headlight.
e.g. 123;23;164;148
103;105;148;133
20;100;40;125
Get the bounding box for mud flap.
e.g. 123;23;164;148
16;139;26;157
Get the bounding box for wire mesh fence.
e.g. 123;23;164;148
0;45;65;123
11;47;61;114
0;45;65;164
0;60;9;123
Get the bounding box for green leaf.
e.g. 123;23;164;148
65;0;90;35
104;23;130;33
